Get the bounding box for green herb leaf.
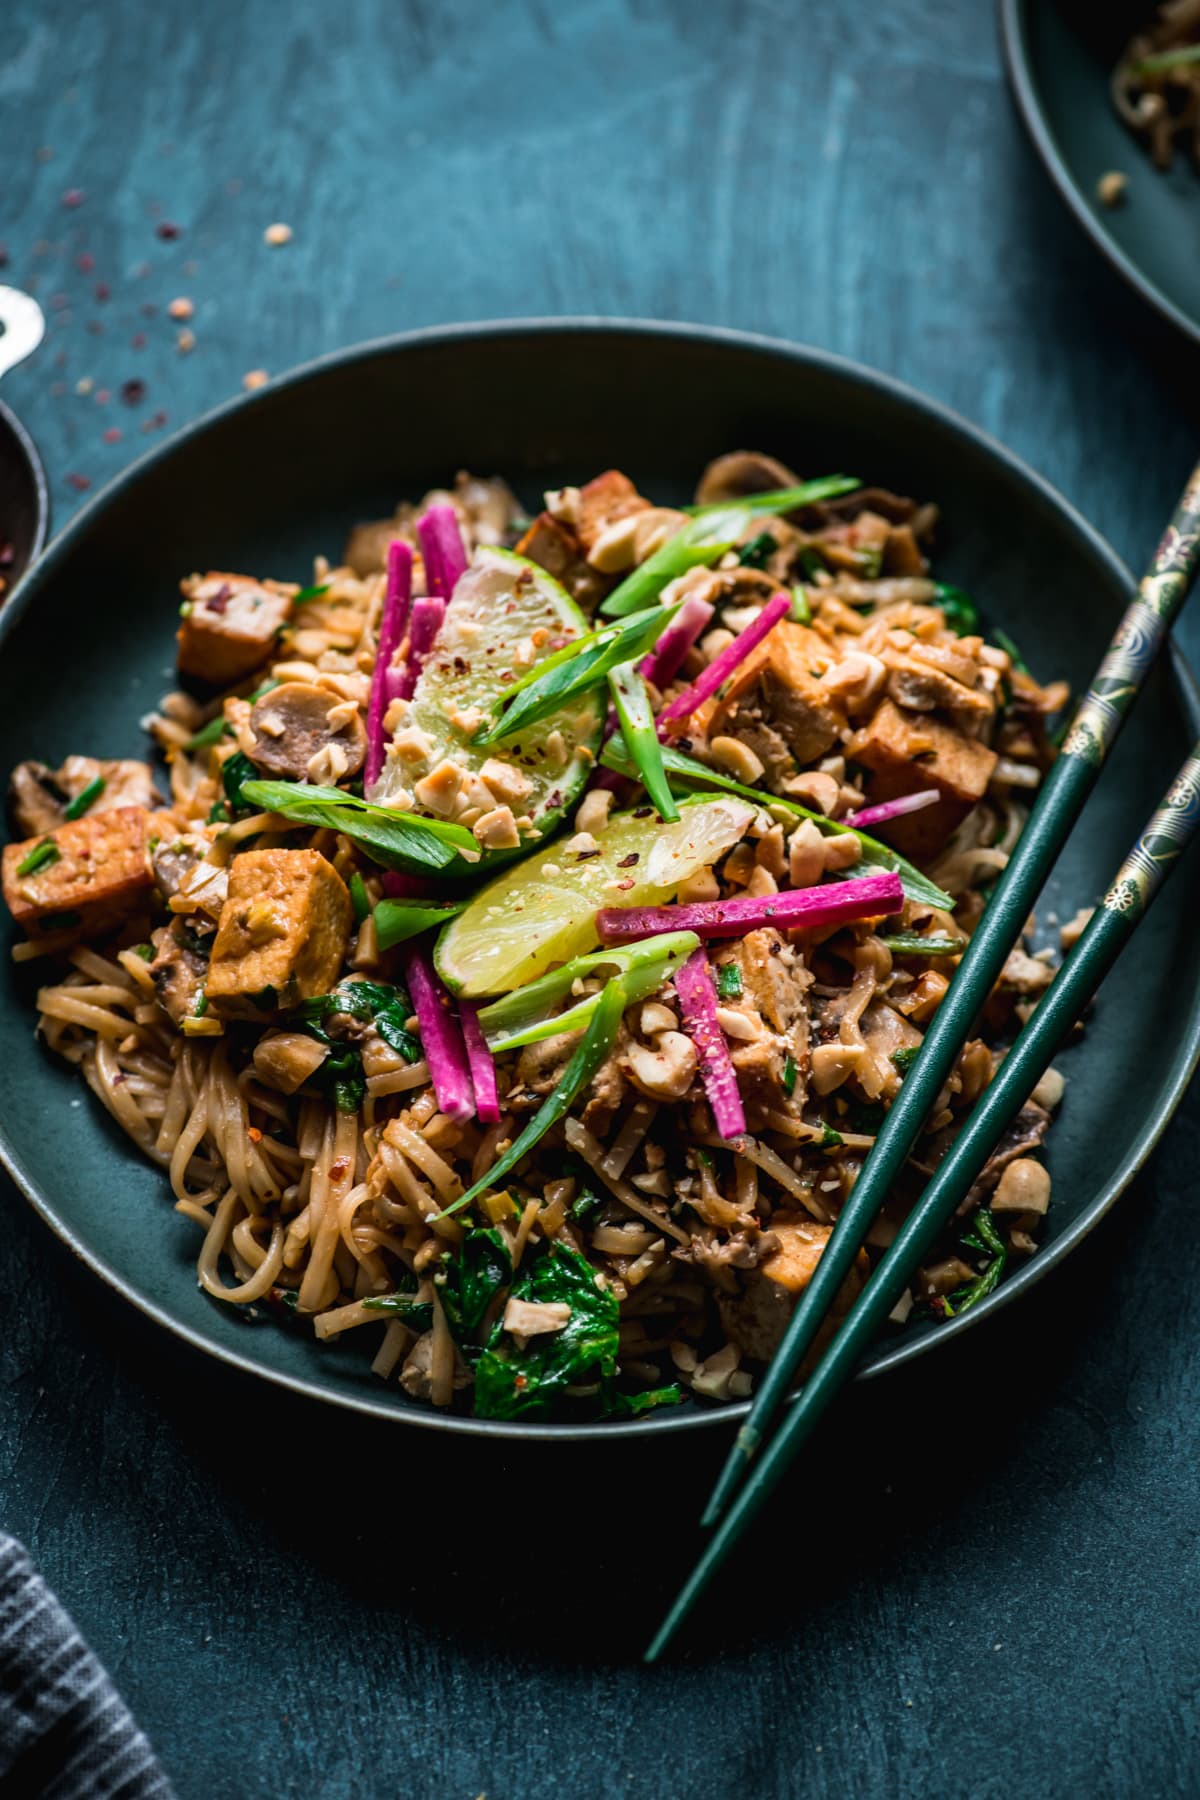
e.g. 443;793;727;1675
439;1229;512;1356
473;1242;618;1420
737;531;777;569
16;840;61;877
348;871;370;926
362;1294;434;1332
991;628;1030;675
933;583;980;636
64;776;106;820
609;661;679;824
221;750;259;817
239;779;476;873
439;981;627;1219
186;714;233;750
891;1045;920;1074
601;1381;685;1418
819;1122;844;1149
946;1206;1007;1315
475;603;681;747
293;977;421;1064
781;1053;798;1096
293;582;331;604
374;895;471;951
716;962;743;1001
599;737;953;911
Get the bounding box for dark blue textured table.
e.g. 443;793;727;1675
3;4;1199;1795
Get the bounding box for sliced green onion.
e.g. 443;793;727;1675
781;1053;798;1096
475;603;680;747
881;933;967;956
477;931;698;1053
716;961;743;1000
293;582;331;604
1129;44;1200;75
608;661;678;823
65;776;106;820
374;896;470;951
16;840;61;877
185;714;232;750
437;980;628;1219
789;584;812;624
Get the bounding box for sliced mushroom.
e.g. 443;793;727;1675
694;450;802;507
9;755;160;838
247;682;366;781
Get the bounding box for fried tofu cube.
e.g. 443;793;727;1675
718;1215;868;1365
573;470;651;555
847;698;997;859
2;805;152;939
514;512;610;611
694;620;844;770
177;571;294;687
206;848;352;1016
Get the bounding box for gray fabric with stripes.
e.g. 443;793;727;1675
0;1534;174;1797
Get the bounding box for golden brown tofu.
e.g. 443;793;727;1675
718;1215;868;1364
2;806;152;939
694;620;844;771
514;512;610;610
177;571;293;687
574;470;650;555
206;848;352;1016
847;698;997;860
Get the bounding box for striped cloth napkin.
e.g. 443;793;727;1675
0;1534;174;1797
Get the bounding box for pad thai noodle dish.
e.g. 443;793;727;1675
3;453;1076;1421
1113;2;1200;168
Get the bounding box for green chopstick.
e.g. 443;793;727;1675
701;456;1200;1533
647;734;1200;1661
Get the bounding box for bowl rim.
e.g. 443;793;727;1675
1;314;1196;1441
997;0;1200;353
0;392;50;592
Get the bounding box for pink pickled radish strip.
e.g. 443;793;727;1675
656;590;790;732
844;788;940;830
596;870;904;944
365;540;414;788
638;593;715;689
417;504;468;601
401;945;475;1125
396;596;446;701
675;947;746;1141
460;1002;501;1125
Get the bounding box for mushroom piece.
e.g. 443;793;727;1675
694;449;802;507
9;755;161;838
247;682;366;781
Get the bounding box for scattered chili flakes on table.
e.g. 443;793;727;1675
65;472;90;491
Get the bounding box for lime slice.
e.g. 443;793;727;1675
435;795;756;997
370;548;604;870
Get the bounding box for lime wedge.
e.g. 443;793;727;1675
434;795;755;996
370;547;604;869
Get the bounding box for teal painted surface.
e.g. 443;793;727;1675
2;3;1200;1797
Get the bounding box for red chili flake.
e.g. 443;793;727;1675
617;853;640;867
94;281;110;302
615;878;636;890
95;388;110;403
66;472;90;490
139;301;157;317
0;542;15;568
247;1126;263;1144
61;188;85;208
120;378;146;405
49;292;68;309
151;410;167;428
155;220;181;240
102;427;121;444
330;1155;350;1179
130;331;147;349
76;251;94;273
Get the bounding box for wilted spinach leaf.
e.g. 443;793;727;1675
439;1229;512;1356
473;1243;619;1420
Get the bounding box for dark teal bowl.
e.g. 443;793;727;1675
1;319;1196;1439
1000;0;1200;351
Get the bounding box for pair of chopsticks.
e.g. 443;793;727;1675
647;458;1200;1662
